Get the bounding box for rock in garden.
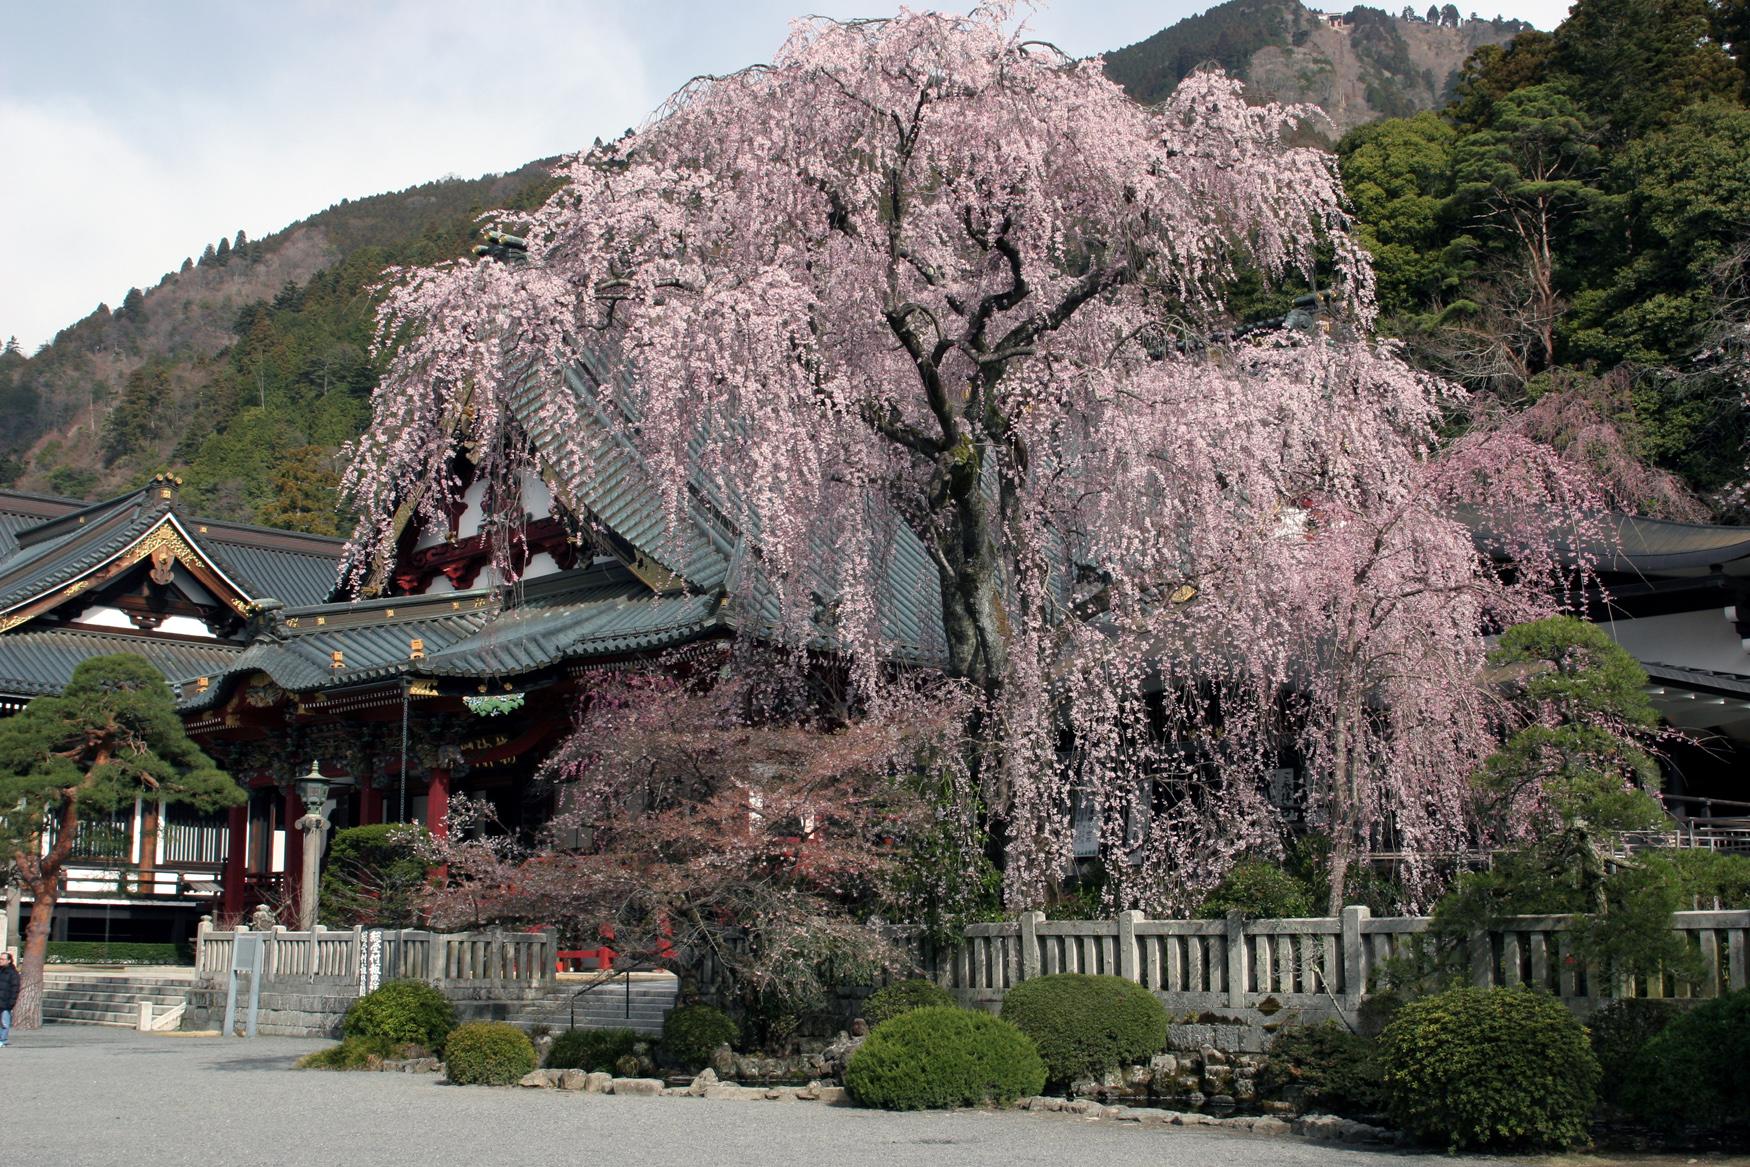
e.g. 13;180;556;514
611;1077;664;1096
687;1068;719;1097
582;1072;613;1094
557;1070;589;1091
520;1070;556;1088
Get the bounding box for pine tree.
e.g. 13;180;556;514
0;656;242;1027
199;243;216;266
180;256;193;273
214;236;231;265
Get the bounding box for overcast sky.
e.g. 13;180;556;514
0;0;1575;351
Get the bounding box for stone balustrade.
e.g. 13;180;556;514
942;907;1750;1020
194;919;556;994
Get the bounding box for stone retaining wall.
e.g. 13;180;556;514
183;986;356;1038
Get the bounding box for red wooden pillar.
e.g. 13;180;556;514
426;768;450;839
221;803;247;920
283;787;304;923
360;785;384;827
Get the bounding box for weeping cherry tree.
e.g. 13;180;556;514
342;5;1598;912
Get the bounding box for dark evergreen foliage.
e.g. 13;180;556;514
1617;989;1750;1131
660;1004;739;1069
545;1027;640;1071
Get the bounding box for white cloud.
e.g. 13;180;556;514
1;0;653;349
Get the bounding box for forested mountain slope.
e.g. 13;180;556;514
1335;0;1748;512
0;163;557;530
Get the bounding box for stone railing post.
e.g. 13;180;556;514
1018;911;1044;982
427;931;446;984
1225;912;1247;1009
1469;929;1493;988
1340;905;1369;1006
1117;910;1141;984
541;927;558;988
195;915;211;981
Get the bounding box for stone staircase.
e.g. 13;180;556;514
455;973;680;1036
41;970;193;1028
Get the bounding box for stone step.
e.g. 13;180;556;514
41;993;188;1007
42;980;190;995
40;971;192;1028
43;978;194;991
43;1006;140;1025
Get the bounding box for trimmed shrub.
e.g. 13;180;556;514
444;1021;538;1085
1378;987;1598;1151
1588;999;1679;1108
661;1004;738;1069
863;980;954;1028
1617;989;1750;1130
341;980;456;1051
545;1027;640;1071
846;1006;1045;1110
297;1035;424;1070
998;973;1168;1087
1256;1022;1384;1117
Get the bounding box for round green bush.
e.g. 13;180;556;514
546;1027;640;1071
1617;989;1750;1131
1587;999;1679;1109
998;973;1167;1087
341;980;456;1051
845;1006;1046;1110
1378;987;1599;1151
661;1003;738;1069
863;979;954;1028
443;1021;538;1085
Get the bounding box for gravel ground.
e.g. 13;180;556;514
0;1026;1519;1167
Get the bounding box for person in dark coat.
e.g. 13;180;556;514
0;950;18;1045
